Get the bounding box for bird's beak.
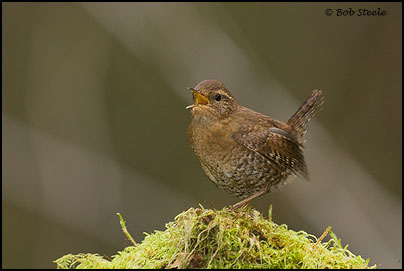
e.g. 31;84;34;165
186;87;210;109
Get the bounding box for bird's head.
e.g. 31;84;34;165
186;80;239;122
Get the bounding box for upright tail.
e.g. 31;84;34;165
287;89;324;144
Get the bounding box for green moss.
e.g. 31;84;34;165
55;205;375;269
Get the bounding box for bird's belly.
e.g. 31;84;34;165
198;145;290;199
188;119;292;199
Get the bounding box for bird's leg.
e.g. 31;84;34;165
232;190;266;210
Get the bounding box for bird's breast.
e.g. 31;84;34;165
188;116;236;157
188;118;240;187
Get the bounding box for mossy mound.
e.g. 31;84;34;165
55;206;375;269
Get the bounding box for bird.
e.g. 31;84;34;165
186;80;324;209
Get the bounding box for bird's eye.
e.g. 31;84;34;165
215;94;222;101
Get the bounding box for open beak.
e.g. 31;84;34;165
186;87;210;109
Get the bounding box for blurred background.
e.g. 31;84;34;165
2;2;402;269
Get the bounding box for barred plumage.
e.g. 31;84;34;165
187;80;324;208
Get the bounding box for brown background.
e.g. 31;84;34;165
2;3;402;268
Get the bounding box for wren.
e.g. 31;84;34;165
187;80;324;209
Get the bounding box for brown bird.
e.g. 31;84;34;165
187;80;324;209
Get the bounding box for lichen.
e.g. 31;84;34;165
55;205;375;269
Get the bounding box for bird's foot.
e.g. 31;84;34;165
232;190;266;210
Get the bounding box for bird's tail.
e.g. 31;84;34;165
287;89;324;143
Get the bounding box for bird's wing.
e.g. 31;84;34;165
232;125;308;179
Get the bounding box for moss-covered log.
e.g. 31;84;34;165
55;206;375;269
